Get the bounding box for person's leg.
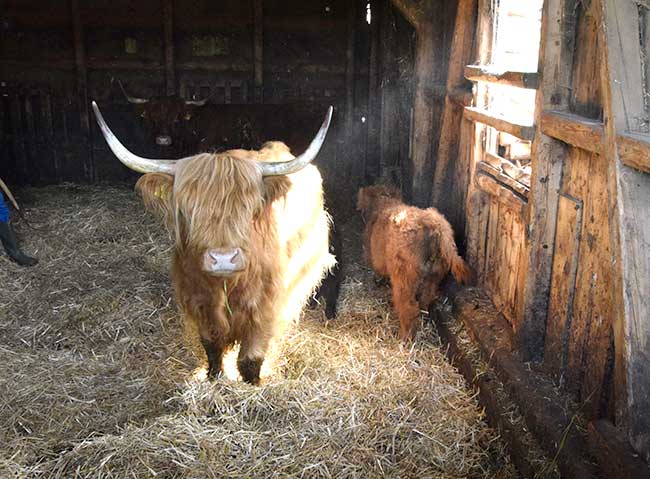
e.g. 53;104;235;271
0;193;38;266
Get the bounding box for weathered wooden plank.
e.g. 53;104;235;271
540;111;604;154
464;65;539;89
463;107;536;141
475;173;528;218
600;0;650;460
431;0;477;214
466;189;490;271
409;22;437;206
71;0;93;182
544;193;583;379
345;1;356;124
162;0;175;96
617;132;650;173
483;199;500;286
253;0;263;102
517;0;576;359
365;0;382;179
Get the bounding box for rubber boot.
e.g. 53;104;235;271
0;222;38;266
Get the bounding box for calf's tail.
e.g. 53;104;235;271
435;226;475;286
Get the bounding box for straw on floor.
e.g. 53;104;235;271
0;185;514;478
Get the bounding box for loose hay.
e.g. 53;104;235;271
0;185;515;478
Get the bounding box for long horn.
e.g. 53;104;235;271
0;177;20;211
117;79;150;104
260;106;333;176
92;101;177;174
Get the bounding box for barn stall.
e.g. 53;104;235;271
1;0;649;478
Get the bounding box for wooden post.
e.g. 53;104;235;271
430;0;477;235
388;0;435;206
599;0;650;462
345;1;357;126
253;0;263;103
71;0;93;182
163;0;175;96
365;0;383;179
516;0;575;360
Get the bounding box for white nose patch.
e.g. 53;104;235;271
156;135;172;146
203;248;246;276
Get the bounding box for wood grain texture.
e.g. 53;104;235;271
544;194;583;379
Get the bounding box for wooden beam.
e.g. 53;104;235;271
162;0;175;96
475;173;528;218
253;0;263;102
70;0;93;182
464;65;540;89
463;107;536;141
600;0;650;462
617;132;650;173
540;111;604;154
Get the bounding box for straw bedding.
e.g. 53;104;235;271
0;185;515;478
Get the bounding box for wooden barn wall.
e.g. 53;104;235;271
0;0;371;192
465;0;617;421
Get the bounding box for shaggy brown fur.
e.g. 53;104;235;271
136;142;334;384
357;185;473;340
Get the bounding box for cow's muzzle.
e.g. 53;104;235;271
203;248;246;276
156;135;172;146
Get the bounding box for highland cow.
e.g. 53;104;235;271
93;101;335;384
357;185;473;340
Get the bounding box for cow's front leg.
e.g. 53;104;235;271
200;337;224;379
237;329;271;385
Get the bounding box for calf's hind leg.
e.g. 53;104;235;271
391;277;422;341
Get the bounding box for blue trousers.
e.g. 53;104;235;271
0;193;10;223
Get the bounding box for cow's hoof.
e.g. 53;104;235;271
206;365;223;380
238;358;263;385
325;304;337;320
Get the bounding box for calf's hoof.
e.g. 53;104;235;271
238;357;263;385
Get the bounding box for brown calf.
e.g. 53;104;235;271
357;185;473;340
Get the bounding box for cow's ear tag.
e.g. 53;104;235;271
184;113;192;121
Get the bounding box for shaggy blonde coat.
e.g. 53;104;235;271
136;142;334;383
358;185;473;340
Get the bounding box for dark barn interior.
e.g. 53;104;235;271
2;0;650;477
